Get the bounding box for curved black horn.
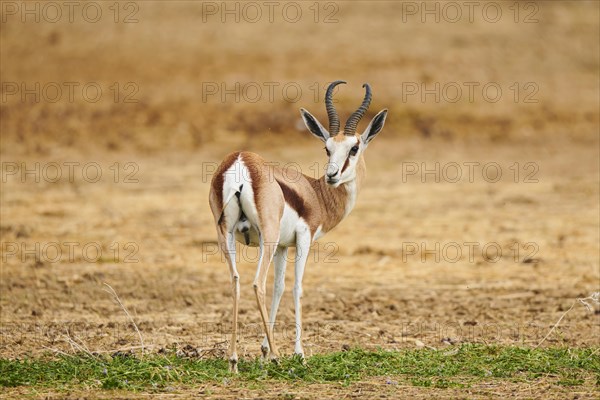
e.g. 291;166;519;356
325;80;346;135
344;83;372;135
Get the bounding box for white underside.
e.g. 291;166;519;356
232;203;308;247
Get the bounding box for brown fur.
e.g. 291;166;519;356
208;140;368;369
276;177;312;222
239;152;285;229
333;132;351;142
209;149;366;237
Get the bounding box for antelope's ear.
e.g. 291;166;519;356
360;109;388;145
300;108;330;143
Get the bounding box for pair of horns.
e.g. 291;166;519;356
325;80;372;136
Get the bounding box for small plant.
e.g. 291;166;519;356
1;345;598;391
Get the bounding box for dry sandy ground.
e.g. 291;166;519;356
1;0;599;398
1;135;599;398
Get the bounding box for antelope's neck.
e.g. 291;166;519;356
312;156;366;234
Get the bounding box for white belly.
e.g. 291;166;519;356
234;203;307;248
278;204;306;246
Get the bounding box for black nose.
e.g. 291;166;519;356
327;170;338;178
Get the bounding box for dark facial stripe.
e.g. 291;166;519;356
341;141;359;173
341;157;350;173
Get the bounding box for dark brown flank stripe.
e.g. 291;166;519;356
276;178;310;221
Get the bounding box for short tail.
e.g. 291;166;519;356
217;184;244;226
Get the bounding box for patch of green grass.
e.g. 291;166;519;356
1;345;598;391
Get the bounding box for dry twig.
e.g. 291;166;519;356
535;292;599;348
103;282;145;356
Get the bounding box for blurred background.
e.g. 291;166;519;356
2;0;598;153
1;1;598;361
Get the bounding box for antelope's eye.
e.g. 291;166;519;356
324;147;331;157
349;145;359;156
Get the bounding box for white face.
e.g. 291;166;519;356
300;106;388;187
324;135;363;187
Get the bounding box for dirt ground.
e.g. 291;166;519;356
1;1;599;398
3;377;600;400
1;135;598;356
1;136;599;399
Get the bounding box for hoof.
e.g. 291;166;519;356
229;357;238;373
260;345;269;359
293;352;306;365
266;345;280;362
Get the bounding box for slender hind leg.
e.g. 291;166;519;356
261;246;288;359
253;225;280;361
218;230;240;373
293;230;311;358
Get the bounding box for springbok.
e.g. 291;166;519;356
209;81;387;372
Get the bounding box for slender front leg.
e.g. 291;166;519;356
253;229;279;361
261;246;288;359
293;230;311;358
218;230;240;373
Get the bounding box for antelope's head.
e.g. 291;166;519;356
300;81;388;187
